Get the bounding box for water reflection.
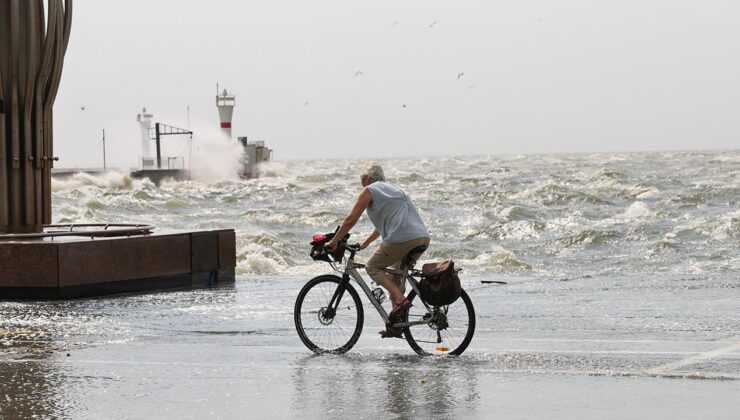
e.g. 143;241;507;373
0;285;240;419
291;353;481;418
0;328;65;419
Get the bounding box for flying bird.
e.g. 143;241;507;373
457;72;464;79
391;21;400;27
304;102;309;107
402;104;407;108
468;84;476;90
354;70;363;77
80;106;86;111
429;21;438;28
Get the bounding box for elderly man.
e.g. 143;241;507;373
327;163;430;337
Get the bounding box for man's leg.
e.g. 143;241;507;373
366;238;430;308
396;237;430;293
366;243;406;307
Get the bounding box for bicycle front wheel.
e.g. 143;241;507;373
294;275;364;354
403;289;475;356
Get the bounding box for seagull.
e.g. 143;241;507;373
391;21;400;27
429;21;438;28
354;70;363;77
402;104;407;108
80;106;86;111
304;102;309;107
468;84;476;90
457;72;464;79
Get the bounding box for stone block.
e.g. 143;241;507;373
218;230;236;268
0;242;58;288
58;234;191;287
191;232;219;272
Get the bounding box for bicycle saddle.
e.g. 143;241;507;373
402;245;427;269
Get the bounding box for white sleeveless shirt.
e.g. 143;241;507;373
365;181;429;243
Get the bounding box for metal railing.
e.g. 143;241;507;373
0;223;156;240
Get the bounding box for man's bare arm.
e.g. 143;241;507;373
360;229;380;249
327;188;373;250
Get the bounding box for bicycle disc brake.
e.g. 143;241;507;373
318;306;335;325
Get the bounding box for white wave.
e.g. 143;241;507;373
494;221;542;241
661;232;681;246
52;171;134;192
619;201;653;221
714;210;740;240
627;186;660;199
546;211;587;232
709;154;740;163
258;161;289;178
456;246;532;274
189;129;244;182
237;253;282;275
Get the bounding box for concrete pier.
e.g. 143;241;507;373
129;168;190;184
0;229;235;299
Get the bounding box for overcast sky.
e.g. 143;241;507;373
54;0;740;167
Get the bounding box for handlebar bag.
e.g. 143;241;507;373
419;260;462;306
309;232;350;262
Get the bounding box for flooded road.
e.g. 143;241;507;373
1;274;739;419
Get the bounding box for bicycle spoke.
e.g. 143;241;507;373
403;290;475;355
295;276;364;354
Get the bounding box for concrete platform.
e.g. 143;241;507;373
0;229;235;299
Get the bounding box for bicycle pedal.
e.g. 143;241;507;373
379;329;403;339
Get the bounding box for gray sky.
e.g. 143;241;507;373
55;0;740;167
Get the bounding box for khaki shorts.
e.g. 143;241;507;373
366;237;430;294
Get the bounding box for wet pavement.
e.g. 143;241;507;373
1;274;739;419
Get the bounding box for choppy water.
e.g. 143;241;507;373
2;150;739;418
51;150;740;280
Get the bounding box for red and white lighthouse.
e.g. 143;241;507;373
216;85;236;139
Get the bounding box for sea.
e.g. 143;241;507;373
51;149;740;281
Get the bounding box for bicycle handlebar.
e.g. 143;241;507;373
322;241;361;254
344;243;362;253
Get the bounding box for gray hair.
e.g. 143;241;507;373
361;162;385;183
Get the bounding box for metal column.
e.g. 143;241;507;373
0;0;73;233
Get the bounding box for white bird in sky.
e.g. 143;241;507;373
429;21;438;28
457;72;464;79
354;70;363;77
80;106;86;110
391;21;400;27
468;84;476;90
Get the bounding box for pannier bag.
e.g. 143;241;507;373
419;260;462;306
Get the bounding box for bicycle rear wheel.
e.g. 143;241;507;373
294;275;364;354
402;289;475;356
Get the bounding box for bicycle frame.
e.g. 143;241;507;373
327;253;434;328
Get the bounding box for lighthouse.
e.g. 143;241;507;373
216;86;236;139
213;84;272;178
136;107;154;168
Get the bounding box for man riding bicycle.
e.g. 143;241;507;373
326;163;430;337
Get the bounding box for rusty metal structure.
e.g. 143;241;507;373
0;0;73;233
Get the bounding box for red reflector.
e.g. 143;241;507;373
313;234;326;242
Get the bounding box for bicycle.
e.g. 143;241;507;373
294;234;476;356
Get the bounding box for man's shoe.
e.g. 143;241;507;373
379;327;403;339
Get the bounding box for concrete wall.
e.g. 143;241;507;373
0;229;236;299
